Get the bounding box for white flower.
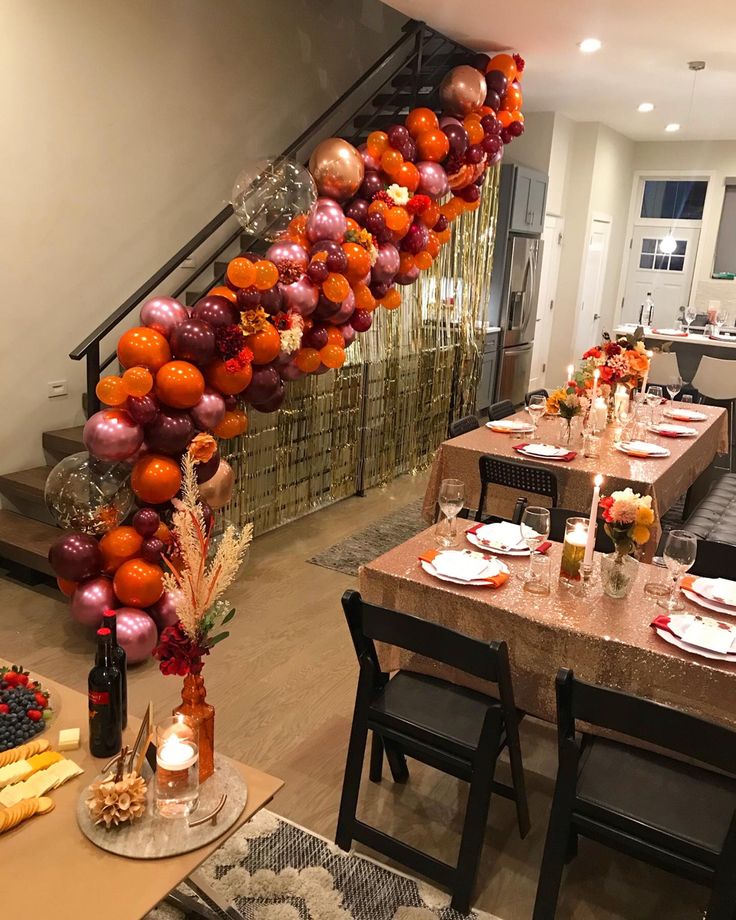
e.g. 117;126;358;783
386;184;409;205
608;487;645;525
635;340;646;354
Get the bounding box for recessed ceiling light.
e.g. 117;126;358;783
578;37;602;53
665;123;680;132
638;102;655;113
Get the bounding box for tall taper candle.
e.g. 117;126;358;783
591;368;600;403
567;364;574;384
641;351;652;394
584;474;603;566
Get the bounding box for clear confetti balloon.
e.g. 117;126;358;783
231;157;317;242
44;452;134;535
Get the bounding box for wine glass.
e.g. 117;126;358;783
684;305;697;334
521;506;550;592
526;394;546;441
716;309;728;335
666;373;682;407
658;530;698;611
645;385;663;426
436;479;465;548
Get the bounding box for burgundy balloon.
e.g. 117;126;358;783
308;239;342;259
484;88;501;112
501;127;513;145
236;286;261;309
260;285;283;315
485;69;508;98
325;248;348;274
192;295;239;328
302;324;329;349
139;297;188;339
313;295;343;320
170;318;216;366
398;137;417;162
466;144;484;165
370;279;390;300
280;276;319;316
387;124;410;148
49;531;102;581
344;198;369;226
190;388;226;431
509;120;525;138
127;394;159;426
149;589;182;632
469;52;491;72
70;577;117;629
307;260;329;284
325;291;355;325
245;365;281;404
83;409;143;462
145;408;194;455
265;240;309;273
196;448;220;484
115;608;158;665
141;537;165;564
278;359;306;382
250;381;285;414
402;222;429;255
434;214;449;233
306;203;347;243
372;242;400;284
395;264;421;285
315;196;344;213
443;123;469;158
223;395;237;411
359;170;384;201
482;134;502;156
132;507;160;537
364;211;385;236
341;323;356;347
460;184;481;203
416;161;449;199
350;309;373;333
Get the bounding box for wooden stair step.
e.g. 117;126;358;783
0;509;57;576
0;466;53;504
43;426;85;460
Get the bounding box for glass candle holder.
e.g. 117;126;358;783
583;431;601;458
559;517;589;586
156;715;199;818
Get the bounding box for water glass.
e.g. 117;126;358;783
521;506;550;593
681;394;694;404
716;308;728;332
583;431;601;457
525;552;551;595
658;530;698;611
436;478;465;547
526;394;546;441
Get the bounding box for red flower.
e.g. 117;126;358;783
582;346;602;359
153;621;209;677
599;365;614;382
406;194;431;215
604;341;621;356
513;53;525;74
599;496;615;523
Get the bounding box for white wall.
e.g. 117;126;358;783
0;0;405;474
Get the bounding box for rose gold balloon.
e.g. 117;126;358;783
308;138;365;202
197;458;235;510
439;65;486;117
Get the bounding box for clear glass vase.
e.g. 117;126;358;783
600;552;638;599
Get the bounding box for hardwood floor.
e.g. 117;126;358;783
0;472;708;918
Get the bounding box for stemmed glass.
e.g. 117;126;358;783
436;479;465;548
645;385;663;426
666;373;682;407
658;530;698;611
520;506;550;593
526;394;546;442
684;305;697;334
715;309;729;335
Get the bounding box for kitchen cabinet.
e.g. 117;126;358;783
475;331;500;412
509;166;548;235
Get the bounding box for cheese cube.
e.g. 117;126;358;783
57;728;81;751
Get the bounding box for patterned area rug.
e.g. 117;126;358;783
308;499;427;576
149;809;498;920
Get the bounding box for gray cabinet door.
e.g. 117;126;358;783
510;170;532;233
527;177;547;234
476;349;498;412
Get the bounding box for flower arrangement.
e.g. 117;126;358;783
153;442;253;678
546;386;590;420
599;488;655;557
580;328;649;390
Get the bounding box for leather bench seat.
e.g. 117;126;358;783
684;473;736;546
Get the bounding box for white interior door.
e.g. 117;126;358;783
572;217;611;359
529;215;563;390
621;226;700;327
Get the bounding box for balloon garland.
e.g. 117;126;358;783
46;51;526;658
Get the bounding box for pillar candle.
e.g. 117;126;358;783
614;385;629;419
584;475;603;566
590;396;608;431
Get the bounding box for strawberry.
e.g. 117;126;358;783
27;709;42;722
34;692;47;707
16;673;29;686
3;671;19;686
0;703;8;714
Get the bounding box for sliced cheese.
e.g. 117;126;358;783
0;759;32;789
0;758;83;806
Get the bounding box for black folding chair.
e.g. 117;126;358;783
476;455;558;522
533;669;736;920
690;538;736;578
449;414;481;439
488;399;515;421
525;388;549;406
336;590;530;915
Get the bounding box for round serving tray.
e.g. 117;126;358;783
76;754;247;858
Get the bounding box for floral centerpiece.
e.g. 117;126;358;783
153;434;253;779
545;386;590;444
598;488;655;597
580;327;649;392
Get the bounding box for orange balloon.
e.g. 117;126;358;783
464;117;484;145
419;202;440;229
226;257;255;289
380;148;403;176
416;129;450;162
479;105;495;117
245;323;280;365
117;327;171;372
353;282;376;312
205;359;253;395
325;326;344;347
342;242;371;282
155;521;172;544
288;214;308;239
320;344;346;369
113;558;164;608
368;199;388;217
209;285;238;303
385;206;410;235
394;161;420;193
437;228;452;244
380;288;402;310
99;526;143;573
345;217;361;235
122;366;153;398
503;82;522;112
406;107;439;138
441;197;465;221
510;110;525;124
96;375;127;406
497;110;514;128
57;577;77;597
294;347;321;373
399;252;416;274
254;260;279;291
213;409;248;439
487;53;517;83
415;251;433;270
155;360;205;409
323;273;350;302
131;454;182;504
465;198;481;212
426;231;441;258
366;130;389;158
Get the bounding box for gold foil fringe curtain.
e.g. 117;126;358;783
222;166;500;535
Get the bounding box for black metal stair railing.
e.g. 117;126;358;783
69;20;473;415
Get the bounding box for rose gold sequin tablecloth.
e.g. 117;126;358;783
359;524;736;729
422;406;728;561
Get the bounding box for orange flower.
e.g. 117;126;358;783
188;432;217;463
627;349;649;375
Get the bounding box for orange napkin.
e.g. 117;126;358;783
623;448;662;458
418;548;509;587
681;575;696;592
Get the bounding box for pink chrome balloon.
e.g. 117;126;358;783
83;409;143;462
372;242;400;284
265;240;309;273
139;296;189;338
149;589;182;632
190;388;227;431
325;289;355;325
70;577;117;629
416;161;449;199
280;276;319;316
308;138;365;202
115;608;158;664
439;65;487;117
306;203;347;243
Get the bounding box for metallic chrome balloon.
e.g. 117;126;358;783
190;388;226;431
308;138;365;202
70;577;117;629
48;531;103;581
149;589;182;632
439;65;486;117
83;409;143;462
198;458;235;510
305;202;347;243
139;297;188;338
280;276;319;316
265;240;309;274
45;451;133;535
115;608;158;664
231;157;317;241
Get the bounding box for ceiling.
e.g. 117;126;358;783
382;0;736;141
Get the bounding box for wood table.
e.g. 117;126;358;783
358;524;736;730
423;405;729;559
0;662;283;919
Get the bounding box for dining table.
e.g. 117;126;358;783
422;404;729;560
358;523;736;730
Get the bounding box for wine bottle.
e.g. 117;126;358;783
103;609;127;729
88;627;123;758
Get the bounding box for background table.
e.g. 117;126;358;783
0;661;283;918
423;405;728;558
359;525;736;730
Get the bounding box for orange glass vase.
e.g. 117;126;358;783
173;673;215;782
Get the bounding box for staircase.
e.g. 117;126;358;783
0;20;476;581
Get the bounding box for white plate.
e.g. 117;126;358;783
466;522;531;555
647;424;697;437
663;408;707;421
517;443;570;459
690;577;736;608
652;328;687;335
655;628;735;661
615;441;671;458
420;557;509;587
486;420;534;433
682;588;736;617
